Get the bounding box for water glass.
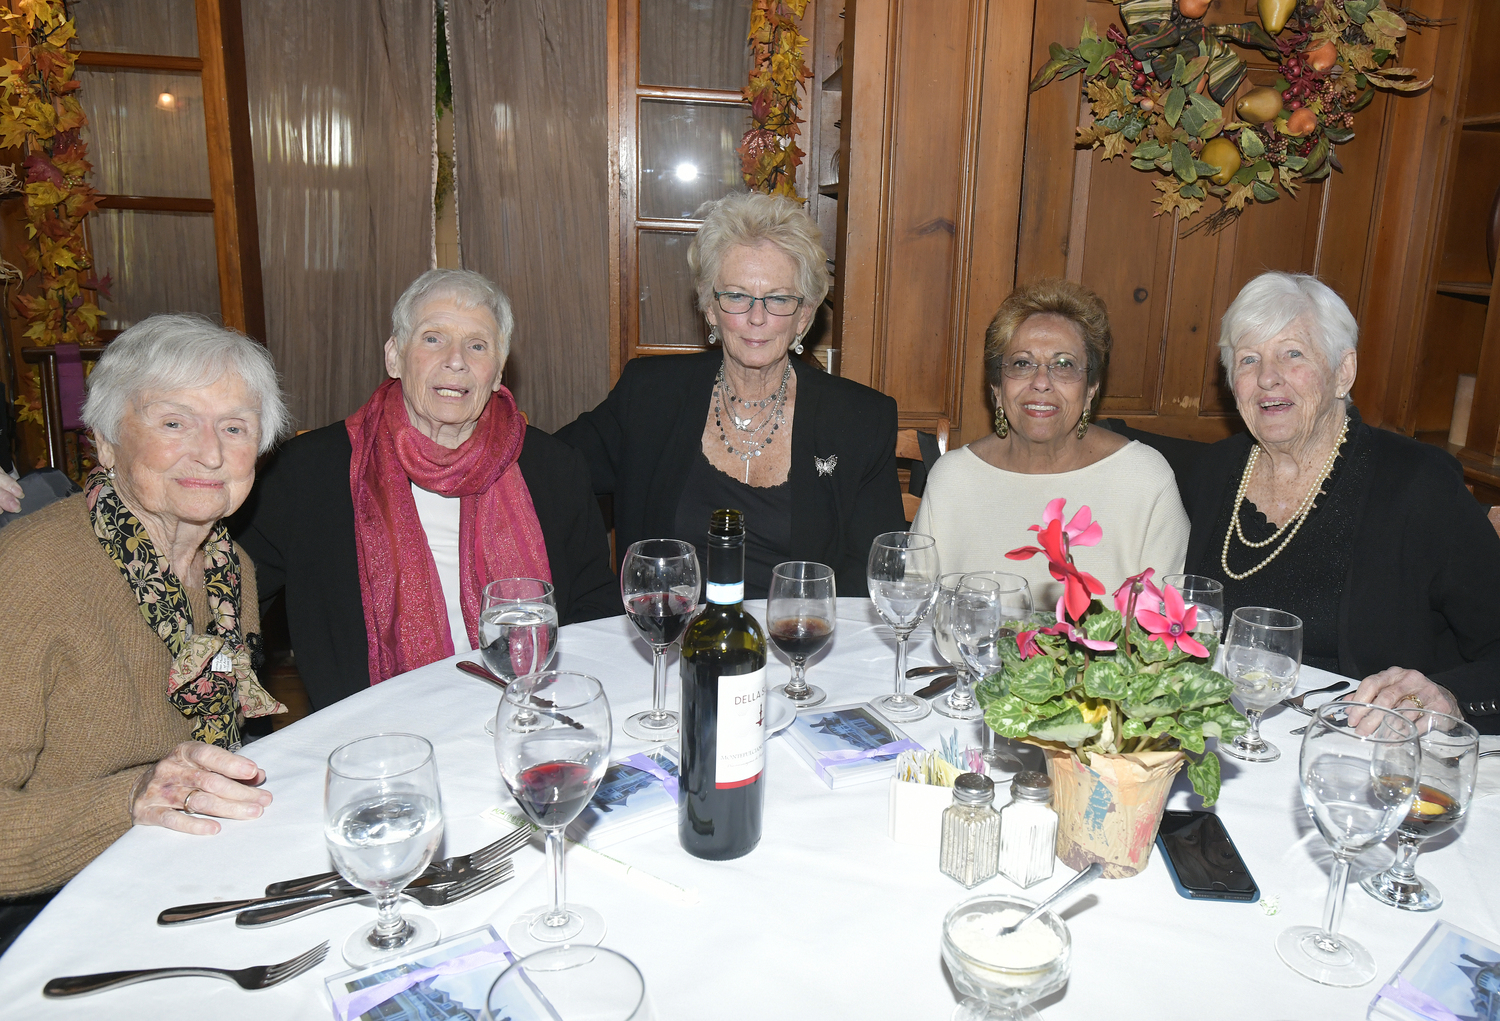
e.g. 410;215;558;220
1160;573;1223;643
1276;701;1419;987
1359;709;1478;911
767;561;836;706
480;578;558;736
324;733;444;966
938;572;1032;722
484;945;653;1021
867;531;941;723
1221;607;1302;763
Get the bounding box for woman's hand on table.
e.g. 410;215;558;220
1350;666;1461;732
0;472;20;514
130;741;273;835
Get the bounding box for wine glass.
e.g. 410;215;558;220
935;572;1033;721
1359;709;1479;911
767;561;836;707
867;531;941;723
1160;573;1224;644
483;945;653;1021
620;539;700;741
480;578;558;736
324;733;444;966
941;893;1071;1020
1221;607;1302;763
494;670;612;954
1276;701;1419;987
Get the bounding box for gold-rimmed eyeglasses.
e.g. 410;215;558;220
1000;356;1086;384
713;291;805;316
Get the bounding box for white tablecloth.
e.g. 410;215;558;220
2;598;1497;1020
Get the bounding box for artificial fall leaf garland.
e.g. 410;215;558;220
1031;0;1431;231
0;0;107;430
737;0;812;200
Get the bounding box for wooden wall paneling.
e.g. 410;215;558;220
1460;266;1500;464
195;0;264;341
607;0;624;384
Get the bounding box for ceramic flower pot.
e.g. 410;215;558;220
1040;746;1185;879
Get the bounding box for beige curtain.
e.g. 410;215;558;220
242;0;435;430
448;0;609;432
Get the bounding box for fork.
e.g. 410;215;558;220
455;661;585;729
263;824;533;897
1278;679;1352;716
236;861;515;928
43;940;329;997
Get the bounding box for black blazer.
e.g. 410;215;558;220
555;350;907;598
232;422;619;711
1177;416;1500;732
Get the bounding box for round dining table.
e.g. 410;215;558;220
1;597;1496;1020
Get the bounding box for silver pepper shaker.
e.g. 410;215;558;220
940;772;1001;888
998;770;1057;888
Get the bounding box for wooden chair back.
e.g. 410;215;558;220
21;343;109;471
896;416;949;522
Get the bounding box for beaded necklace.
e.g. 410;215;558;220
1220;416;1349;581
713;361;790;482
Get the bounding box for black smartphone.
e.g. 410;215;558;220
1155;809;1258;901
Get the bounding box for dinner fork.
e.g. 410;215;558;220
43;940;328;997
263;824;533;897
236;861;515;928
1278;679;1352;715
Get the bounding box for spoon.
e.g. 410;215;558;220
993;861;1104;937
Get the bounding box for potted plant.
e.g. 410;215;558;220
975;499;1247;878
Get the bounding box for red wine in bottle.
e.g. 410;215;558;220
678;508;766;860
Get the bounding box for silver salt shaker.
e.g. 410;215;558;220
940;772;1001;888
998;770;1057;888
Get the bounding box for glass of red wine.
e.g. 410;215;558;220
1359;709;1479;911
767;561;836;707
493;670;612;954
620;538;700;741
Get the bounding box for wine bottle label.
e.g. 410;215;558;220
706;580;744;604
715;666;766;789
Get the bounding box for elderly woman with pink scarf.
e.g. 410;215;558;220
235;269;617;710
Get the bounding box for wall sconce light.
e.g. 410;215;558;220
674;162;698;182
156;92;177;110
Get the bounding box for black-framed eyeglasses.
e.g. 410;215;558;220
1000;356;1086;384
713;290;805;316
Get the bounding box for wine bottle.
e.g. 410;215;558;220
678;508;767;860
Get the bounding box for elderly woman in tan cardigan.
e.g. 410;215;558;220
0;316;288;946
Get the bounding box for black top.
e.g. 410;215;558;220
1193;418;1370;672
1167;409;1500;732
555;350;907;599
674;451;793;600
231;421;619;712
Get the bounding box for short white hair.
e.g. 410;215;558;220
390;269;515;361
1218;271;1358;378
688;192;831;314
82;314;290;454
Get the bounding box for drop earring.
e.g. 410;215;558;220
106;467;116;481
993;406;1009;439
792;333;805;355
707;325;718;345
1077;407;1091;440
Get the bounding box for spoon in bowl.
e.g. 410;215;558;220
993;862;1104;937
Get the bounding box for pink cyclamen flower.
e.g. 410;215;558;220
1112;568;1164;621
1015;630;1043;659
1036;595;1117;652
1134;583;1209;658
1033;498;1103;550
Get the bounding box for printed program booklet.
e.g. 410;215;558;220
325;925;515;1021
783;702;923;789
1367;920;1500;1021
564;747;680;848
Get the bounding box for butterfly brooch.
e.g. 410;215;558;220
814;455;838;477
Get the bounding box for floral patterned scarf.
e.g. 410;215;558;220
85;468;284;748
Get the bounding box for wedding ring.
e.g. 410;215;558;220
1399;694;1424;709
182;788;202;815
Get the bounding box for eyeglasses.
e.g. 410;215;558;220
714;291;805;316
1000;356;1086;384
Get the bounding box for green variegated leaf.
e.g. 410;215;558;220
998;634;1023;670
1251;179;1279;202
1186;91;1221;123
1200;702;1249;742
1027;706;1102;748
1253;158;1273;182
1121;716;1151;739
1165;86;1186;127
1008;654;1068;704
1179;103;1205;137
983;692;1037;739
1171;140;1196;182
1186;752;1222;806
1082;609;1122;642
1230;165;1256;186
1197;117;1223;140
1238;126;1265;159
1133;141;1168;160
1083;657;1133;700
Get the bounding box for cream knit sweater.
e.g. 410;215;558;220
0;495;259;895
911;442;1189;612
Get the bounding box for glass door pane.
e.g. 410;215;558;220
638;0;750;90
89;210;221;330
78;69;212;198
638;99;748;219
639;230;709;347
73;0;200;57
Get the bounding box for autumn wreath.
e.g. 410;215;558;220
737;0;812;200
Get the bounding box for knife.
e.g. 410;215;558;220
904;664;952;679
914;673;958;699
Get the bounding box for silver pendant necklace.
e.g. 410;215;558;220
714;362;790;479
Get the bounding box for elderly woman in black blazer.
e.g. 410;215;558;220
558;192;905;599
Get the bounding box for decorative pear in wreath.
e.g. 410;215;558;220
1030;0;1433;233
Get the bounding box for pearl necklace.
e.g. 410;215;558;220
713;362;790;481
1219;417;1349;581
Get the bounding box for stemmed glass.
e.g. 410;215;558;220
767;561;836;707
484;945;653;1021
935;572;1032;721
1160;573;1224;643
324;733;445;966
494;670;612;954
1276;701;1420;987
1359;709;1479;911
1221;607;1302;763
867;531;941;723
620;539;700;741
480;578;558;737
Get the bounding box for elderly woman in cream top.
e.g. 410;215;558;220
913;279;1189;609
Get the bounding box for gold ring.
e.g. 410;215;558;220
182;788;202;814
1399;694;1424;710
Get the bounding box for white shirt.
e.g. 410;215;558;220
911;441;1190;613
411;482;472;653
